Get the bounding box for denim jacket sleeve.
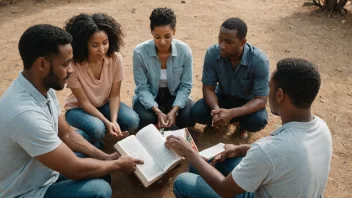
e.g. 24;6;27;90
133;51;158;110
172;47;193;108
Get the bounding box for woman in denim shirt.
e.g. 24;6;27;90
133;8;195;130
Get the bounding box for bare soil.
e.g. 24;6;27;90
0;0;351;197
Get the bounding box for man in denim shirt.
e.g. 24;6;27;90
191;18;269;139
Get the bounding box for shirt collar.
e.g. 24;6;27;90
148;39;178;57
270;116;318;136
17;72;49;107
217;43;249;67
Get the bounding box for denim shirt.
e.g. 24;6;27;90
202;43;270;100
133;39;193;109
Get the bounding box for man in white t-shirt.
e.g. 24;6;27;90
166;58;332;198
0;24;143;198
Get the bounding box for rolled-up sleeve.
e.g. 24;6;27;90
173;47;193;108
133;51;158;110
252;58;270;97
201;49;218;86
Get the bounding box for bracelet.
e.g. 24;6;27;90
155;110;162;115
170;109;178;116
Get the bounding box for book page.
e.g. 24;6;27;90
199;143;225;160
117;135;164;182
164;128;185;138
136;124;182;172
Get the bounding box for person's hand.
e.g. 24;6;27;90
210;144;240;166
105;121;128;139
211;108;233;128
165;135;194;158
105;121;118;137
116;155;144;174
103;152;120;161
157;112;168;129
166;110;177;128
112;122;129;139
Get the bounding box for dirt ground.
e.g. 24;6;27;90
0;0;351;197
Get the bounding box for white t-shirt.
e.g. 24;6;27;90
232;116;332;198
159;69;168;88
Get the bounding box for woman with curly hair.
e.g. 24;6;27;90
133;8;195;130
64;13;139;146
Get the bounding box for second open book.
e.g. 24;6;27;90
114;124;194;187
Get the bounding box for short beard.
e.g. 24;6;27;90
43;63;66;91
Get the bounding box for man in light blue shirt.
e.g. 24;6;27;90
0;24;143;198
191;18;269;139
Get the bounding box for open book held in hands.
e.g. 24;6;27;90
114;124;197;187
199;143;225;161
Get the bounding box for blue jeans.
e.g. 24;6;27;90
173;157;254;198
44;130;112;198
44;175;112;198
191;95;268;132
66;102;140;144
133;88;195;130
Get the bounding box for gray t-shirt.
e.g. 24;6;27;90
0;73;61;198
232;116;332;198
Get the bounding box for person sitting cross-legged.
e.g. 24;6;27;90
167;58;332;198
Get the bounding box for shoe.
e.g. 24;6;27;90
239;130;249;140
203;125;216;135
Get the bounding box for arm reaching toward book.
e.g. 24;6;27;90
116;135;164;182
136;125;182;172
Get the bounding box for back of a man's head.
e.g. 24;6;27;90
18;24;72;70
273;58;321;109
221;17;247;40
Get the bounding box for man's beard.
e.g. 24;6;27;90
43;64;69;91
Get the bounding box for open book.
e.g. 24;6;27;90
199;143;225;160
114;124;185;187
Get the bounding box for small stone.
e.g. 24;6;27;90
131;8;136;13
181;0;186;3
284;49;290;53
342;20;346;24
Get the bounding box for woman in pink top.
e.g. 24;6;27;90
64;13;139;146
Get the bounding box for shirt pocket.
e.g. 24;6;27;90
172;68;184;91
239;79;253;96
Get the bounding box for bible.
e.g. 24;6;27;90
114;124;186;187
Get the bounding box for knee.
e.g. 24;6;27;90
190;100;203;118
85;179;112;198
135;110;156;129
173;173;192;197
243;110;268;132
191;99;211;124
88;121;106;143
125;112;140;132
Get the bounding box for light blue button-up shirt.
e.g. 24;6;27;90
202;43;270;100
133;39;193;109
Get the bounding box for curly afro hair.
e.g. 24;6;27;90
64;13;124;63
273;58;321;109
19;24;72;69
149;7;176;31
